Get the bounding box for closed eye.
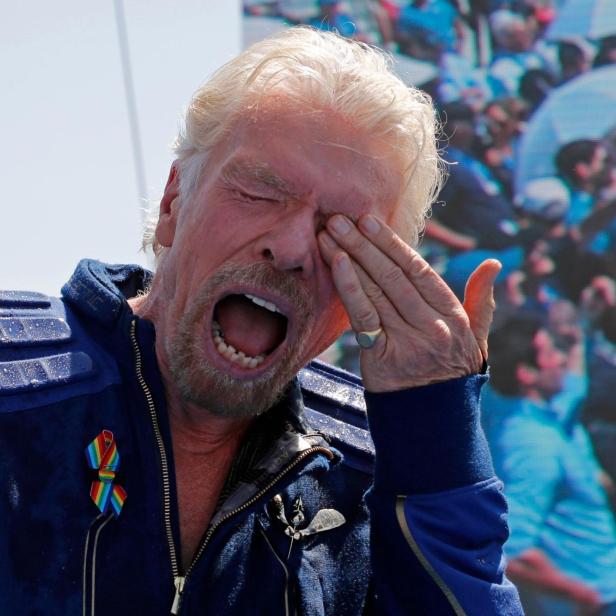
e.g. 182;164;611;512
235;190;279;204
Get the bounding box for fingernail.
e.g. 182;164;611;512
318;231;336;249
360;215;380;235
335;252;352;271
329;215;351;235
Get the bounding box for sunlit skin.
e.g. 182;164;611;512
130;99;500;567
132;101;403;420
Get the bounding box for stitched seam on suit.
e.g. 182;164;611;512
395;495;467;616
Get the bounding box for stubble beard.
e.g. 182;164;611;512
167;262;313;419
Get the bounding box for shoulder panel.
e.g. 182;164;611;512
300;360;374;475
0;316;72;347
0;292;72;348
0;290;51;309
0;291;120;412
0;351;95;393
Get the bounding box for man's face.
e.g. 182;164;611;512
506;22;533;52
155;102;403;418
485;103;523;145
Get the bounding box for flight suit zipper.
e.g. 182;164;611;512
130;319;333;615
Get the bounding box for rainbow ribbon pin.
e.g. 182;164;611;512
85;430;127;517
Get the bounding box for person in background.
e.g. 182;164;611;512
488;9;551;95
395;0;465;59
557;39;593;85
484;316;616;616
593;36;616;69
479;96;529;197
518;67;555;112
555;138;616;256
427;101;527;297
580;276;616;511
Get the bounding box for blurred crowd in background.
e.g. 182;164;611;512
243;1;616;612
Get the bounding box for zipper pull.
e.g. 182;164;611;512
171;576;186;615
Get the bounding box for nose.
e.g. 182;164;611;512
256;207;318;278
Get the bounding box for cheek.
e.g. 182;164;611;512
306;286;350;351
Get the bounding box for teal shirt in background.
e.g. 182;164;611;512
567;189;614;254
482;376;616;602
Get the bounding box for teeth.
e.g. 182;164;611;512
244;293;281;314
212;321;266;368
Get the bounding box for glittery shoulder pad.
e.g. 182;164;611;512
299;361;374;474
0;291;98;400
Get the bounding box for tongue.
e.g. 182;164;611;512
215;295;286;358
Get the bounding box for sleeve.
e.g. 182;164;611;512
363;375;523;615
490;417;561;558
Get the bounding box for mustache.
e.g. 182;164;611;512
188;261;313;320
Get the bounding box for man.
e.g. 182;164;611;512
555;139;616;255
488;9;550;96
395;0;464;60
483;317;616;615
557;39;592;86
0;28;521;615
427;101;527;297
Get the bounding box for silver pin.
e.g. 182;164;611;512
287;496;305;559
270;494;346;560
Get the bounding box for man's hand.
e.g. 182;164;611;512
318;214;501;392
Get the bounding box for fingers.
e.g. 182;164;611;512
318;228;427;330
326;214;460;314
328;252;384;346
321;215;450;325
317;213;488;385
463;259;501;359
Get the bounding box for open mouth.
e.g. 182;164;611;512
211;293;289;369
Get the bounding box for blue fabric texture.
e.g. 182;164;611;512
0;260;523;615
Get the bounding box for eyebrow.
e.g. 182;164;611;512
221;159;378;224
221;160;301;197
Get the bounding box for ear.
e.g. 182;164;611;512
156;163;181;248
516;364;537;387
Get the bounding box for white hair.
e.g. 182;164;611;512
143;26;443;256
489;10;526;47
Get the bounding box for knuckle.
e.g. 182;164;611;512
406;256;431;279
381;265;406;287
432;319;452;342
384;232;401;254
354;306;377;325
340;279;362;296
365;283;385;304
451;309;471;329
